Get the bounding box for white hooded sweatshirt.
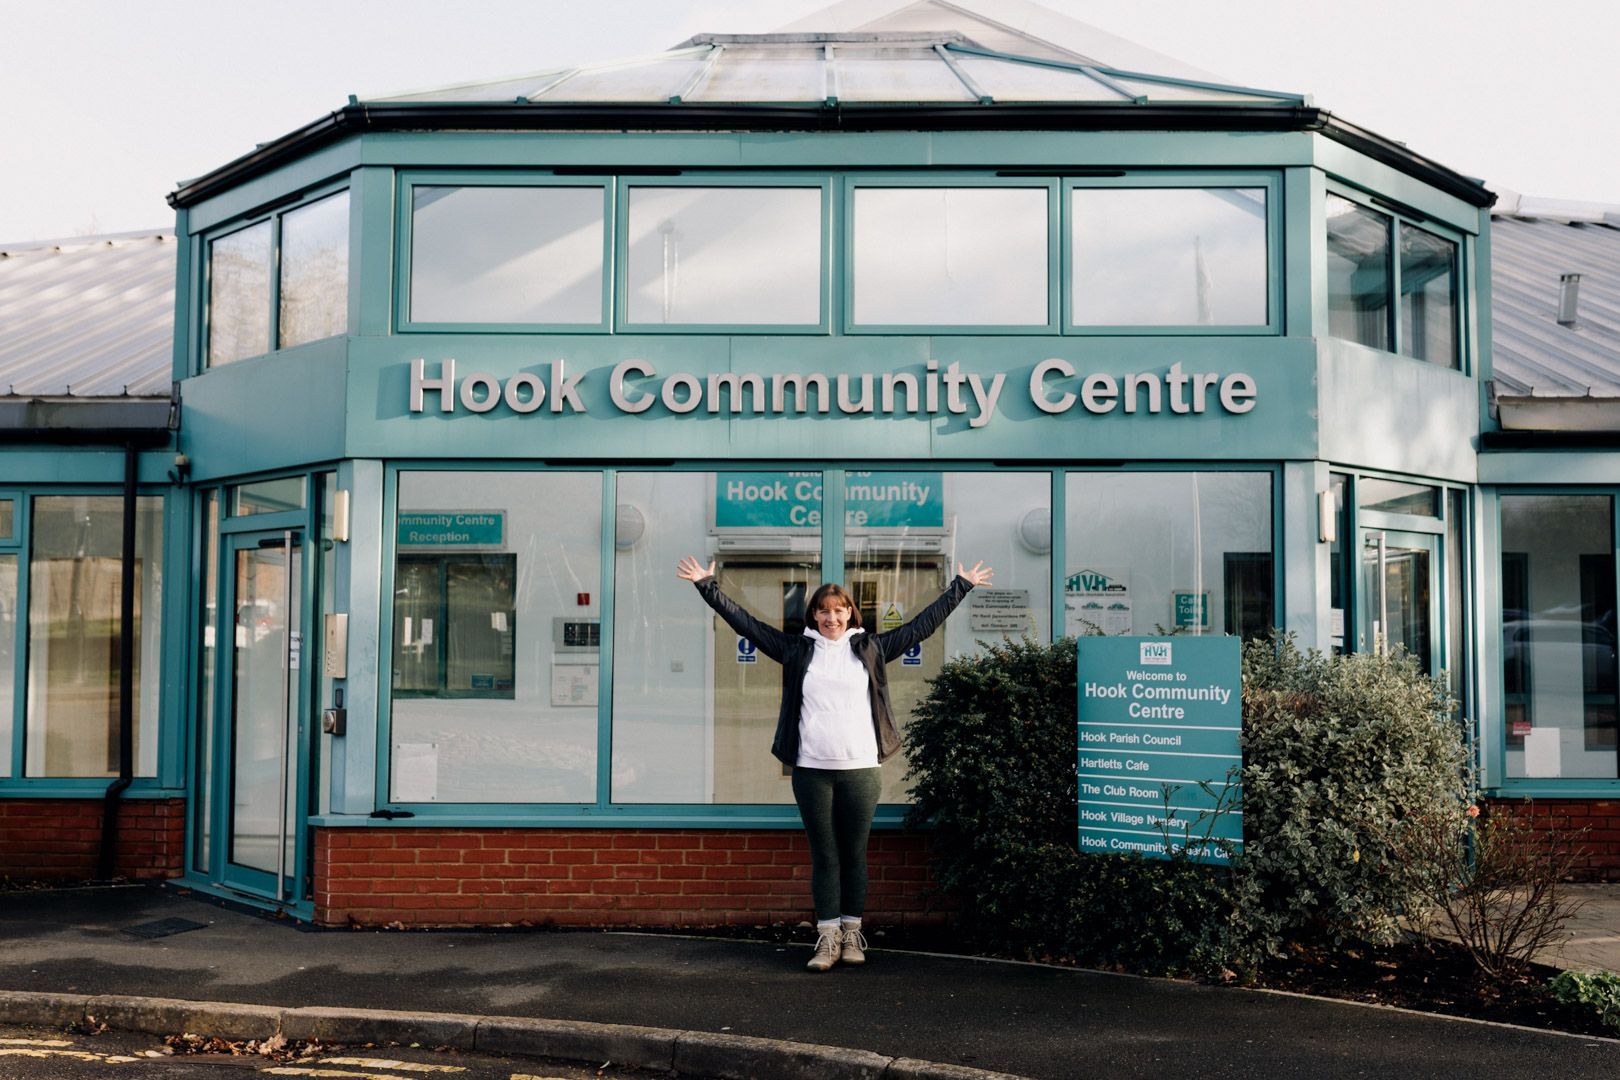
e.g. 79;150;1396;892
796;626;879;770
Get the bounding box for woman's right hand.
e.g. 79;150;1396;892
675;555;716;582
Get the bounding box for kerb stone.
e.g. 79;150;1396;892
476;1016;677;1070
674;1030;891;1080
279;1006;477;1048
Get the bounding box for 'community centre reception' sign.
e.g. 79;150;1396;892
1076;636;1242;865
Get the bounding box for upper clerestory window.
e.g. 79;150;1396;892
206;189;349;368
850;186;1051;328
409;184;607;327
1326;192;1459;369
1070;187;1269;328
622;185;824;328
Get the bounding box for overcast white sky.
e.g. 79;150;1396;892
4;0;1616;242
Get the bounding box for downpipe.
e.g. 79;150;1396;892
98;442;138;881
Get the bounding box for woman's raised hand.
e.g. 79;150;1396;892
957;560;995;587
676;555;716;582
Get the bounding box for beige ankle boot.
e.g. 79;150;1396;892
806;925;842;972
840;924;868;965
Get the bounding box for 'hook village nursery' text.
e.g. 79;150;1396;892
408;358;1258;426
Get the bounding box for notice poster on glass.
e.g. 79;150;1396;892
1064;568;1132;636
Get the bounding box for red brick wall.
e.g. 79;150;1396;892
314;828;941;928
0;798;186;882
1485;798;1620;882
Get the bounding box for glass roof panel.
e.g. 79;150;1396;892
689;45;825;102
833;46;974;102
536;57;707;102
379;74;573;103
1112;78;1280;103
953;55;1127;102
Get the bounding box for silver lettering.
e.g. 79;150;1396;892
458;371;500;414
1030;359;1075;414
549;359;586;414
836;373;875;414
662;372;703;414
1080;373;1118;413
410;357;455;414
502;372;545;414
771;372;830;414
966;371;1004;429
610;359;655;414
1220;373;1257;414
707;372;765;415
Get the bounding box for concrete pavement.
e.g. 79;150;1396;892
3;883;1620;1079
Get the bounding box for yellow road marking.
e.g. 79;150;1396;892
319;1058;467;1073
510;1075;575;1080
0;1048;107;1061
0;1039;73;1047
264;1069;417;1080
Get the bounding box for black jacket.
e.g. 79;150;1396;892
695;574;975;766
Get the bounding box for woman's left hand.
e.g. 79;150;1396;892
957;561;994;587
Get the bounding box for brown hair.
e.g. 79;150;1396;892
807;583;862;627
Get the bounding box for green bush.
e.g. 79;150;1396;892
904;632;1472;974
1238;635;1470;948
1549;971;1620;1034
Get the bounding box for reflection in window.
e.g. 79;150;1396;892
208;221;272;366
612;472;822;804
1064;473;1273;641
24;496;163;777
852;187;1047;325
279;191;349;348
1358;477;1439;517
232;476;305;516
194;491;218;870
626;188;821;325
0;555;13;777
393;555;516;698
1329;473;1349;653
1400;224;1458;368
1071;187;1267;325
389;472;600;803
1326;195;1391;351
844;471;1050;802
1502;495;1617;779
410;186;605;324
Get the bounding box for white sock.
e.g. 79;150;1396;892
817;919;840;934
840;916;862;930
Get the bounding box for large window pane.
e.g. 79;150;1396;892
25;496;164;777
0;555;14;777
1326;195;1391;351
1071;187;1267;326
389;472;600;802
612;472;822;804
844;471;1050;802
194;491;218;871
279;191;349;348
1502;495;1617;779
410;186;605;324
1064;473;1273;641
852;187;1047;325
626;187;821;325
208;221;271;366
1400;223;1458;368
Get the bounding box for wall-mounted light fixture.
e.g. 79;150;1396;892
1018;506;1052;555
1318;490;1338;544
616;503;646;550
332;490;351;543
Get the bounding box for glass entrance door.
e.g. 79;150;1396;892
1360;529;1440;675
217;529;307;900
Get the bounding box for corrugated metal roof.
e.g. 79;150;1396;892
368;31;1299;109
0;231;174;399
1490;203;1620;398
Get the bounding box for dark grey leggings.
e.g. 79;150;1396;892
791;766;884;921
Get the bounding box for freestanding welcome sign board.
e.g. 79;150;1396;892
1076;637;1243;865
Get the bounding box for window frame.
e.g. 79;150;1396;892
201;181;351;372
615;174;833;335
355;460;1279;829
1489;486;1620;798
1062;172;1283;337
1323;183;1466;372
0;486;179;797
396;172;614;335
843;175;1061;336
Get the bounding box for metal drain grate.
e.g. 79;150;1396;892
122;917;208;939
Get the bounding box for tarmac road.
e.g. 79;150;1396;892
3;885;1620;1079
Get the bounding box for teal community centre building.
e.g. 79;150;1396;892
1;0;1617;925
